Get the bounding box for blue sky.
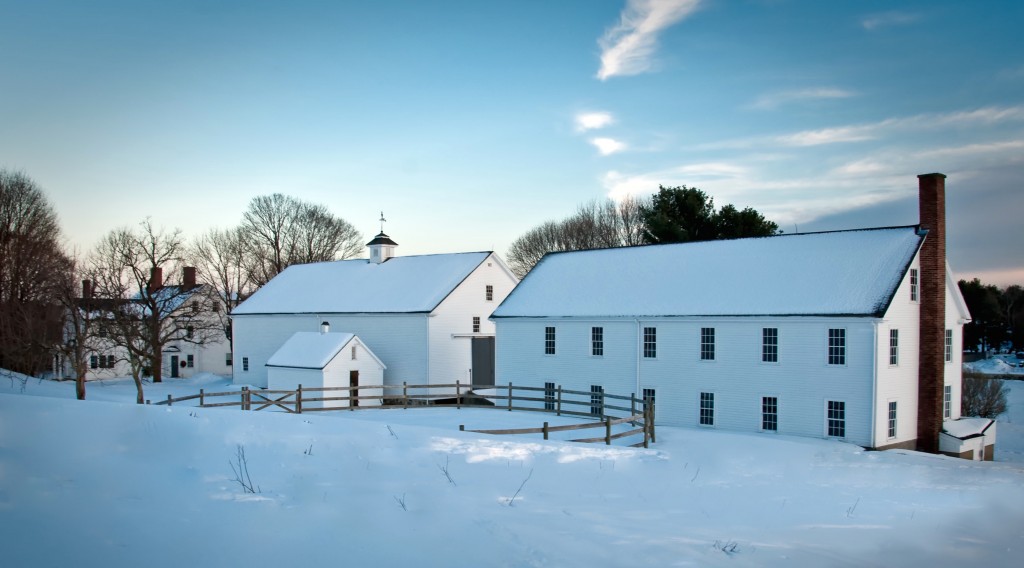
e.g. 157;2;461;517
2;0;1022;284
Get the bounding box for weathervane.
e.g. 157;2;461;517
379;211;386;234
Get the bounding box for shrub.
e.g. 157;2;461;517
961;374;1008;418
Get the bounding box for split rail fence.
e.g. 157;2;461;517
150;382;656;448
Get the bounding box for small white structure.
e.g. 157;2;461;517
266;328;385;409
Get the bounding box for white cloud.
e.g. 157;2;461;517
596;0;703;81
590;137;627;156
748;88;856;110
575;111;615;132
861;11;921;31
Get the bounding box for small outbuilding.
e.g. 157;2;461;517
266;327;385;409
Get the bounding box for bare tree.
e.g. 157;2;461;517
189;227;253;347
962;374;1008;418
53;255;105;400
506;197;649;278
90;219;222;402
0;170;71;376
241;194;362;287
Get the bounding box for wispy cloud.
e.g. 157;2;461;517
748;88;856;110
861;11;921;31
590;137;627;156
575;111;615;132
596;0;703;81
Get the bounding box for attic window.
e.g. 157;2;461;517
351;346;357;360
910;269;919;302
485;285;493;302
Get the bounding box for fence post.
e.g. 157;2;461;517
557;385;562;416
349;385;355;411
650;401;656;443
459;424;465;432
403;382;408;409
508;382;513;411
243;387;250;411
167;394;173;406
145;400;150;405
199;388;205;407
456;380;461;410
543;421;549;441
600;390;606;418
630;393;636;425
605;417;612;445
296;385;303;414
643;404;650;449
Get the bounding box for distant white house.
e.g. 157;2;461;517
493;174;984;457
231;232;518;391
267;327;385;409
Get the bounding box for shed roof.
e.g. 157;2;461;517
232;252;491;315
492;226;925;319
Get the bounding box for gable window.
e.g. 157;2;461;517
700;327;715;361
242;357;249;372
351;346;357;360
544;382;556;411
225;352;233;366
185;326;194;340
699;392;715;426
910;268;919;302
590;385;604;416
945;329;953;362
485;285;494;302
828;328;846;365
186;354;194;368
762;396;778;431
544;326;556;355
887;401;898;439
591;327;604;356
643;327;657;358
472;316;481;333
889;329;899;366
762;328;778;363
826;400;846;438
943;385;952;419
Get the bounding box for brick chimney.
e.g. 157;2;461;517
82;279;92;300
183;266;197;290
148;267;163;293
917;173;947;454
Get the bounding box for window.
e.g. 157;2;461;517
351;346;357;360
828;328;846;365
944;385;952;419
910;268;919;302
485;285;494;301
700;327;715;361
827;400;846;438
242;357;249;372
699;392;715;426
887;401;898;438
591;327;604;356
185;326;194;340
544;382;555;411
545;326;556;355
225;352;233;366
889;329;899;366
642;388;656;410
90;355;98;369
762;328;778;363
590;385;604;416
762;396;778;431
945;329;953;362
643;327;657;358
186;354;194;368
472;316;481;333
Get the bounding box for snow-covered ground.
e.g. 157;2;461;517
965;353;1024;376
2;372;1023;567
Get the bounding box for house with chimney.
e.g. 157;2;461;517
229;232;519;391
492;174;993;459
65;267;231;381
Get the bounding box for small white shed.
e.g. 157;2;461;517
266;329;386;409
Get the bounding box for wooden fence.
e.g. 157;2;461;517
150;382;656;448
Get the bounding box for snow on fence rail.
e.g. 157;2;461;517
150;382;656;448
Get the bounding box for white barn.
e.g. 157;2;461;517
231;233;518;391
493;174;983;456
266;328;385;409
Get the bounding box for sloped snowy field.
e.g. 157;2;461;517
1;373;1022;567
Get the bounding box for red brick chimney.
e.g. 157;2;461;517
183;266;197;290
82;279;92;300
148;267;163;293
917;173;947;454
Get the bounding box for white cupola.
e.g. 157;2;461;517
367;212;397;264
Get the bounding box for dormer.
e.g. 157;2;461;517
367;232;398;264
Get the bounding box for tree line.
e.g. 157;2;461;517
0;169;363;402
958;278;1024;353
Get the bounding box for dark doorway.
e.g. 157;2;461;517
349;370;359;407
471;337;495;387
170;355;179;378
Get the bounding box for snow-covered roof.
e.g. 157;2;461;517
232;252;491;315
942;417;994;440
492;227;925;318
266;331;384;370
